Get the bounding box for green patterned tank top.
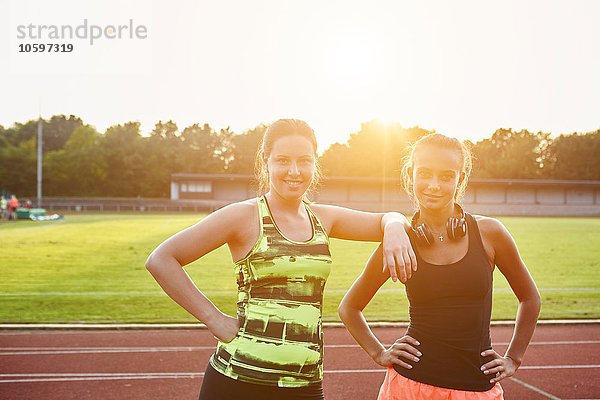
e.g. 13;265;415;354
209;196;332;387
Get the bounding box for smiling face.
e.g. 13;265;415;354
266;135;316;201
411;144;464;211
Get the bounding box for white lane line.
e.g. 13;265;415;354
1;373;202;377
509;377;561;400
0;287;597;296
324;369;383;374
1;319;598;331
1;340;599;355
1;366;599;384
515;340;600;345
0;376;198;383
0;372;203;384
2;365;598;377
519;365;600;370
0;346;214;355
326;340;600;348
1;347;214;351
0;324;212;332
0;292;165;297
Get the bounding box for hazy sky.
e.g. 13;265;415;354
1;0;598;150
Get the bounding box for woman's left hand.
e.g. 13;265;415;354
480;349;520;384
382;221;417;283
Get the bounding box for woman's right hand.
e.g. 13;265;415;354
208;313;241;343
373;335;421;369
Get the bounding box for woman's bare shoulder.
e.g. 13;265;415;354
215;198;258;221
308;202;353;216
472;214;509;240
305;202;339;230
472;214;499;223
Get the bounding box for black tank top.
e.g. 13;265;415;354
393;213;495;392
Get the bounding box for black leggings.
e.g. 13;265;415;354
199;363;325;400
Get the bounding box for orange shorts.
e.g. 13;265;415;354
377;367;504;400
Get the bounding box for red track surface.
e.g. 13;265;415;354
1;324;599;399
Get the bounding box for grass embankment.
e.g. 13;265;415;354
1;214;598;323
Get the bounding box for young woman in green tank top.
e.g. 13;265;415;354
146;119;417;400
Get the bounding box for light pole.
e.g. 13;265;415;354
37;117;42;208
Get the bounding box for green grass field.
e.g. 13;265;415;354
1;214;599;323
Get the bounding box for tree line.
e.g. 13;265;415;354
1;115;598;198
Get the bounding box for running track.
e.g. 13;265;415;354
1;324;599;399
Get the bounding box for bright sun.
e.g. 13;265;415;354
325;28;388;91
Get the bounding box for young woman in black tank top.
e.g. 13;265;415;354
339;134;541;399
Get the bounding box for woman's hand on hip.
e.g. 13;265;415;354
480;349;519;384
207;312;240;343
373;335;421;369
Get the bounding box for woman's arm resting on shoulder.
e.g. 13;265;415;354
338;245;421;369
145;203;248;342
480;218;542;384
312;204;417;282
381;212;418;282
